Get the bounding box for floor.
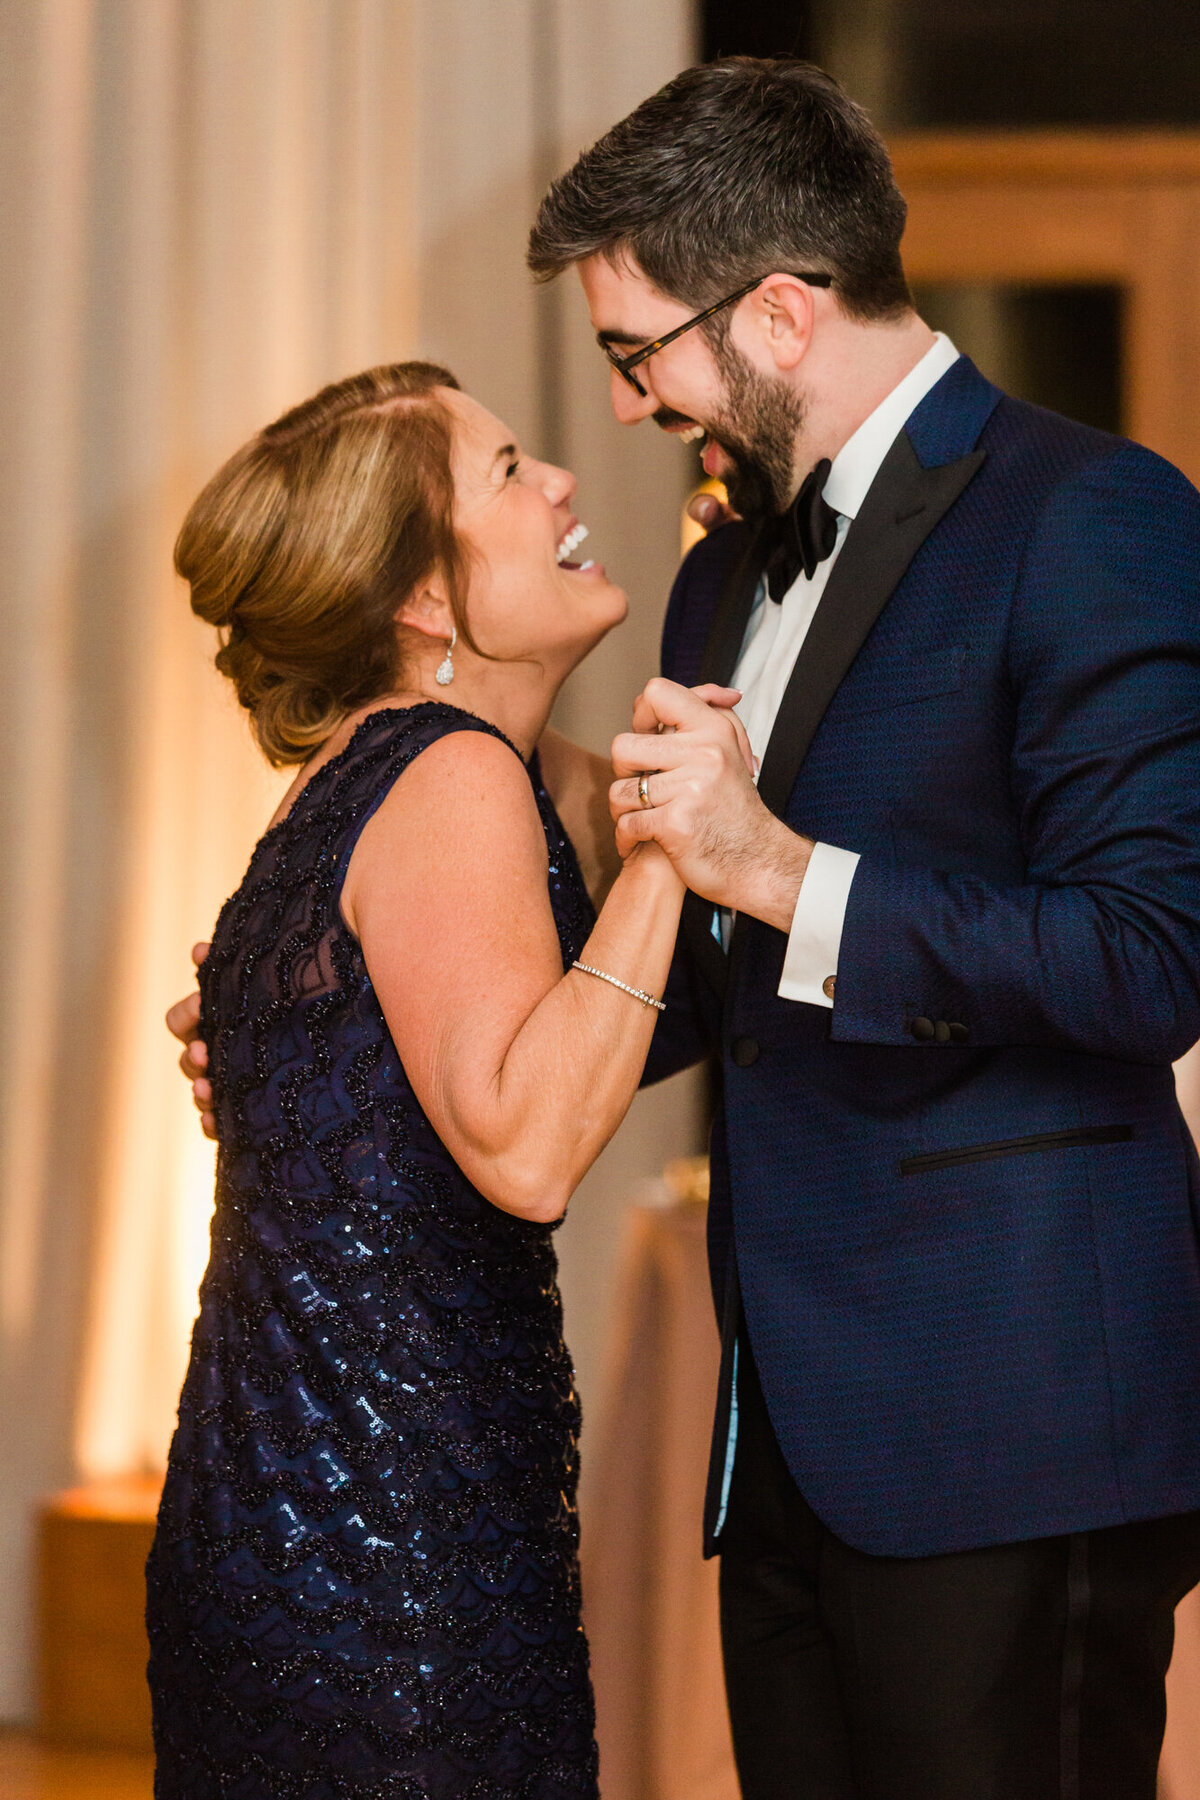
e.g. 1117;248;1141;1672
0;1737;152;1800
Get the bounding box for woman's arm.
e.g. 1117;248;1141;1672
536;725;622;909
342;729;683;1223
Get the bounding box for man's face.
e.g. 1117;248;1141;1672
578;253;804;518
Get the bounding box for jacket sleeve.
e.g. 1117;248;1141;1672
832;442;1200;1063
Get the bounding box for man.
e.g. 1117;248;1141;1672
525;54;1200;1800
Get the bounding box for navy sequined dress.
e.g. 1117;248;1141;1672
146;704;599;1799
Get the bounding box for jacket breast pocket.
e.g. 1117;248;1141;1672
830;645;966;721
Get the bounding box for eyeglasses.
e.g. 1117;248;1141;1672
601;272;834;396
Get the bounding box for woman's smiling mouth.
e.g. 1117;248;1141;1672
556;522;590;567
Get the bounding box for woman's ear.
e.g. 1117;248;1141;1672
395;581;454;643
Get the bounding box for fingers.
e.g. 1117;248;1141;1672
178;1038;208;1082
629;676;715;737
721;707;756;777
611;729;721;779
609;770;687;820
187;1071;216;1139
686;492;741;531
166;989;202;1045
614;694;749;781
629;678;741;737
192;941;211;969
685;687;754;775
615;804;666;859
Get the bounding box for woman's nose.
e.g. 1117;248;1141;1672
543;462;576;507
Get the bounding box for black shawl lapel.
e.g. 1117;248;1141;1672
725;429;984;983
682;424;985;1002
755;429;984;819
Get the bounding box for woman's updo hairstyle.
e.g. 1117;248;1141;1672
176;361;467;766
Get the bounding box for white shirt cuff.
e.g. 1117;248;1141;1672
777;841;861;1007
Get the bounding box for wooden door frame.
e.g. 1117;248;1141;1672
889;133;1200;483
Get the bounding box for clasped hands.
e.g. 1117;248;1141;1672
170;676;813;1142
609;678;812;933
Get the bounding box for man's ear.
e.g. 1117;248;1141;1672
748;275;816;373
395;580;454;642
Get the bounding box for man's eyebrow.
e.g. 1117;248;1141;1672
596;328;647;350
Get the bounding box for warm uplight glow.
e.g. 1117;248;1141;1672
681;477;727;556
74;651;286;1481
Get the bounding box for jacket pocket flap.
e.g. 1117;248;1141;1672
900;1123;1133;1177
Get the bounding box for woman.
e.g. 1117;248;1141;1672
147;361;729;1798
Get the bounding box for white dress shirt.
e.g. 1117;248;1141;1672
728;332;961;1005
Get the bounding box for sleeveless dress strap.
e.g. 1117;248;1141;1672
325;702;529;888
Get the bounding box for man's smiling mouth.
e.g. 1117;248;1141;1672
652;407;705;446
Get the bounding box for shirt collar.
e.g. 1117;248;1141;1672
821;332;960;522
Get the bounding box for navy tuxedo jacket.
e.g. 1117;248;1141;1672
646;355;1200;1557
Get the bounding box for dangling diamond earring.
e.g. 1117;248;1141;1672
435;625;457;687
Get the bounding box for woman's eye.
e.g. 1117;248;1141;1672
505;460;521;479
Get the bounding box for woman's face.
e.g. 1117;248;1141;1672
440;388;628;668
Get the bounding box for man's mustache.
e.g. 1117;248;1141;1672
653;406;701;431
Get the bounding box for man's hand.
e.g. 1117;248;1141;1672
166;942;215;1139
610;679;813;931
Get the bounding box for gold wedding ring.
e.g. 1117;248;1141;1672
637;771;653;809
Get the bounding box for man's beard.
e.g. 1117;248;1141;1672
706;334;805;519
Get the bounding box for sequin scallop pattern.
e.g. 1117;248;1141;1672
146;704;599;1800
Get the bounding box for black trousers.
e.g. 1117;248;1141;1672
719;1343;1200;1800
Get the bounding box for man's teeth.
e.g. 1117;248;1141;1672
578;559;594;571
678;424;704;444
556;522;589;564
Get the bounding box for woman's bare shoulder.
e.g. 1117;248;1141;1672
343;724;549;939
355;723;543;866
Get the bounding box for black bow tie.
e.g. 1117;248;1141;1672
762;458;839;602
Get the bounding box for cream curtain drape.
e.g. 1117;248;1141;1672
0;0;697;1719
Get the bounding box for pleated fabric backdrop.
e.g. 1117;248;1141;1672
0;0;698;1721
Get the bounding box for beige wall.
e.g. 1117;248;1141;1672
0;0;697;1721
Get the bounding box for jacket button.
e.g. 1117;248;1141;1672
948;1021;970;1043
822;974;836;1000
934;1020;951;1044
731;1036;760;1067
910;1017;935;1042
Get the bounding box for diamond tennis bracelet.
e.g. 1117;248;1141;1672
571;960;666;1012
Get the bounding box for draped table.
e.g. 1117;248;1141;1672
580;1163;739;1800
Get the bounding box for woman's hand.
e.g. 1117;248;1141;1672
166;942;215;1138
686;491;741;533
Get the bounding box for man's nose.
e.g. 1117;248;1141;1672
609;369;658;426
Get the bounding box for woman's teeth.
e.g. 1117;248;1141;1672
556;522;589;564
678;424;705;444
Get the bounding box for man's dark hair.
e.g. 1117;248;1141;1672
528;57;911;323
